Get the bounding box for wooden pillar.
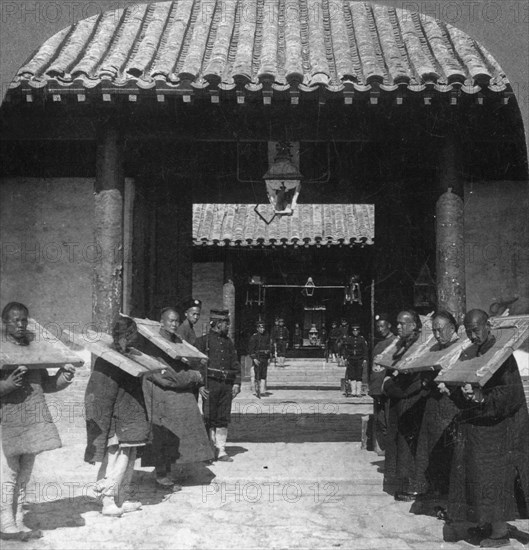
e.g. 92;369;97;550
93;125;124;334
223;254;235;341
436;135;466;323
436;188;466;324
223;279;236;341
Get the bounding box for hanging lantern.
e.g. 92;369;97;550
263;142;303;215
302;277;316;297
344;274;362;305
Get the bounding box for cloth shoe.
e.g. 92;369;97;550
121;501;142;513
101;496;123;517
0;486;18;535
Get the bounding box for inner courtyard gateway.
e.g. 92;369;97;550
0;0;527;348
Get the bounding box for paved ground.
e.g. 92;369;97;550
4;382;529;549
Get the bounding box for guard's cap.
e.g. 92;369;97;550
341;318;348;324
351;322;361;329
256;319;265;327
182;298;202;311
375;313;391;322
210;309;230;321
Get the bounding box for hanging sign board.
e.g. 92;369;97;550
1;319;84;370
435;315;529;387
63;329;166;377
129;316;207;361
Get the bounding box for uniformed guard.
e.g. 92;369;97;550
328;320;342;362
336;318;350;366
270;317;289;366
194;309;241;462
248;320;271;398
176;298;202;345
341;322;368;397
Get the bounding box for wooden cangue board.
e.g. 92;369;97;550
385;327;470;374
435;315;529;387
373;314;435;371
129;316;207;361
1;318;84;370
62;329;167;377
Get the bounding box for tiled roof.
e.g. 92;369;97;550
9;0;508;100
193;203;374;246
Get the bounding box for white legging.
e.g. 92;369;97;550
95;445;137;505
0;449;35;532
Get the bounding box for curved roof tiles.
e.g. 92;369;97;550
9;0;508;98
193;203;374;246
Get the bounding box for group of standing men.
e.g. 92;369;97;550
369;308;529;548
84;298;241;518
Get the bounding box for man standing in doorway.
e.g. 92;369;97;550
195;310;241;462
271;317;289;367
341;323;368;397
248;320;271;398
176;298;202;345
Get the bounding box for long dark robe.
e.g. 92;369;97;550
382;333;429;495
140;339;214;466
409;339;461;496
84;355;150;463
448;354;529;523
383;372;430;494
409;386;459;495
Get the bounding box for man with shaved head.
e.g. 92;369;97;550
141;307;212;489
447;309;529;547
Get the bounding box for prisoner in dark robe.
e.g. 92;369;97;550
176;298;202;346
140;307;213;490
408;310;461;500
369;313;397;455
447;309;529;548
382;310;430;499
85;318;150;517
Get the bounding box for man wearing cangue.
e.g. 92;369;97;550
195;310;241;462
176;298;202;346
141;307;213;490
1;302;75;540
369;313;397;455
407;310;460;502
85;317;149;517
248;319;272;398
446;309;529;548
382;309;429;500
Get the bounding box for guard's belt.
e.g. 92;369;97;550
207;367;236;383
